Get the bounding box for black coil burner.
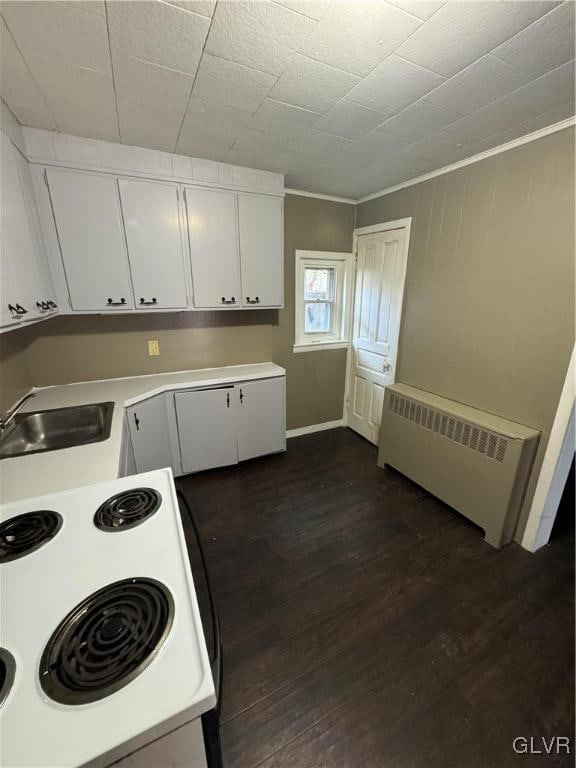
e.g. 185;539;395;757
0;511;63;563
0;648;16;708
40;578;174;705
94;488;161;531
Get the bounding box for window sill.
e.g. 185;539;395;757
293;341;349;354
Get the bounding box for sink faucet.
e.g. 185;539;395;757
0;391;36;432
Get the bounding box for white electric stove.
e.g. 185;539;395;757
0;469;218;768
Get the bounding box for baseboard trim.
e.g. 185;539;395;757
286;419;345;438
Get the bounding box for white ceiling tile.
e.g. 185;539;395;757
346;129;413;158
223;149;279;171
118;98;181;151
491;2;575;78
396;1;560;77
378;100;461;139
192;54;276;112
164;0;217;18
248;98;320;138
176;126;235;160
107;0;210;76
182;97;253;139
227;128;292;163
497;60;575;117
205;0;315;76
442;96;537;142
299;1;422;77
26;55;119;141
312;100;386;139
268;54;360;113
474;101;575;152
274;1;331;21
386;1;446;21
113;54;194;115
287;129;354;157
346;54;444;113
0;19;56;129
425;55;531;115
1;0;111;73
271;148;333;175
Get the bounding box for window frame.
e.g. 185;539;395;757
294;250;354;353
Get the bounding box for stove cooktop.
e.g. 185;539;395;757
0;510;63;563
0;470;215;768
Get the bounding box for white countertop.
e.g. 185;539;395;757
0;362;285;504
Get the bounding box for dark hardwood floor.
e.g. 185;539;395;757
177;428;574;768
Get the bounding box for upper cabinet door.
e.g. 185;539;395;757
118;179;188;310
238;194;283;308
0;132;50;325
186;188;240;309
46;169;134;311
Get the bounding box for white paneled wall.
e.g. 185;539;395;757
23;128;284;194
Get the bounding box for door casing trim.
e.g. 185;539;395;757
343;217;412;436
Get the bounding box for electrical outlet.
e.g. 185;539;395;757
148;339;160;356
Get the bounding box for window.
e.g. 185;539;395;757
294;250;353;353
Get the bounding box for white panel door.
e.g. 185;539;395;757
347;228;406;444
185;188;240;308
126;395;174;474
238;194;283;307
0;132;46;324
46;169;134;311
119;179;188;310
237;377;286;462
175;387;238;474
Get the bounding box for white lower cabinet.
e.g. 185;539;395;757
237;377;286;461
175;386;238;474
126;395;175;474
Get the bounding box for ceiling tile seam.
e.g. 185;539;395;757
356;117;575;204
268;0;326;23
157;0;215;22
375;55;575;143
173;1;221;153
0;13;61;132
469;1;571;76
103;1;121;143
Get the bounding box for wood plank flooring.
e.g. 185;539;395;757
177;428;574;768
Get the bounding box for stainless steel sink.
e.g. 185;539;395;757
0;402;114;459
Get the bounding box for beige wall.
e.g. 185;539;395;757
0;194;356;430
276;194;356;429
0;325;35;413
357;127;575;540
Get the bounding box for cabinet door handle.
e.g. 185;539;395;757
15;304;28;315
221;297;236;305
133;412;140;431
107;298;127;306
48;300;58;309
246;297;260;304
226;392;230;408
139;297;158;305
8;304;19;315
36;301;49;312
239;388;244;404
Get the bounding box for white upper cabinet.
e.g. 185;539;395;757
186;188;241;309
238;194;283;308
46;169;134;311
1;132;56;328
118;179;188;310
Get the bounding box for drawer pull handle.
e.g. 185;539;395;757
221;297;236;305
139;297;158;306
107;298;127;306
246;296;260;304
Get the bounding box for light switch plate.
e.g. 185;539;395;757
148;339;160;356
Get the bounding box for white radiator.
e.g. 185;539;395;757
379;383;540;548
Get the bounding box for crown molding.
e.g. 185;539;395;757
356;116;576;204
284;188;357;204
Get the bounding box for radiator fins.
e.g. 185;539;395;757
388;393;508;463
